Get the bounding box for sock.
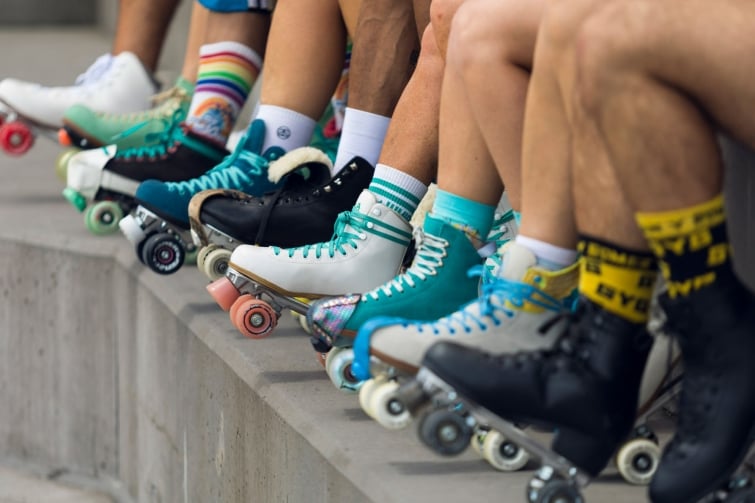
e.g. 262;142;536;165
516;235;577;271
636;194;732;299
578;236;658;324
368;164;427;221
431;188;495;244
253;104;317;154
186;41;262;146
333;107;390;173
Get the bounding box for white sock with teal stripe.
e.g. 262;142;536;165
368;163;427;222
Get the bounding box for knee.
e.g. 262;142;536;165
429;0;465;56
573;2;652;113
447;0;542;76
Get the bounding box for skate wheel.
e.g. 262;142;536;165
528;477;584;503
199;246;232;281
0;121;34;155
615;437;660;485
470;429;488;456
62;187;88;212
55;147;78;182
230;296;278;339
325;347;363;393
184;244;198;266
418;408;473;456
119;214;147;245
358;377;382;419
206;276;240;311
370;380;412;430
85;201;124;235
141;233;185;275
481;430;529;472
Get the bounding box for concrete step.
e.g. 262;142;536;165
0;27;754;503
0;465;112;503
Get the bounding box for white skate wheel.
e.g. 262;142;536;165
370;380;412;430
481;430;529;472
119;214;147;244
615;437;660;485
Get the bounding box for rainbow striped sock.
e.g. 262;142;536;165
186;41;262;145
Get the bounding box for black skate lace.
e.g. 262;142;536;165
252;166;346;244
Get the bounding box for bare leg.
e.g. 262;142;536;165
179;1;210;82
348;0;419;116
112;0;181;72
260;0;347;120
378;24;439;186
203;8;270;62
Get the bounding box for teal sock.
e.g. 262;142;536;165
513;210;522;226
431;188;495;241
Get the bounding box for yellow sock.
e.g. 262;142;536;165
636;194;731;299
578;237;658;324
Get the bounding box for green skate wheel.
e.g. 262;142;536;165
55;147;78;182
84;201;124;235
62;187;87;212
184;244;198;266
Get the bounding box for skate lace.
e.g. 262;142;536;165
162;141;267;196
74;54;114;87
364;227;446;300
420;266;567;335
113;109;185;159
273;211;368;259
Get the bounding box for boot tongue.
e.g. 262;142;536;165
498;242;537;281
352;189;380;215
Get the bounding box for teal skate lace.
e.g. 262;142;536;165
419;266;567;334
161;144;268;196
273;210;409;259
112;109;185;160
364;227;447;300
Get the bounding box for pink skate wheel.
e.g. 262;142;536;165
206;277;240;312
0;121;34;155
231;297;278;339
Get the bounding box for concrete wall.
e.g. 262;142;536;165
0;0;96;25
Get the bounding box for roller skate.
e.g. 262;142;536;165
306;214;488;392
63;123;227;236
188;154;374;280
206;189;413;341
352;242;578;430
118;119;289;274
0;52;156;142
392;296;654;502
647;275;755;503
58;76;193;150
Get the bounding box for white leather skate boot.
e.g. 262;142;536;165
227;189;414;298
0;52;156;128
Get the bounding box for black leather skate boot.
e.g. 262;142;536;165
649;274;755;503
194;156;374;248
421;297;653;477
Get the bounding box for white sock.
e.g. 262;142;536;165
333;107;390;174
368;163;428;221
515;234;577;270
254;104;317;153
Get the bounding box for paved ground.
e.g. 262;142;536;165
0;466;111;503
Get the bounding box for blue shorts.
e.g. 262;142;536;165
198;0;274;13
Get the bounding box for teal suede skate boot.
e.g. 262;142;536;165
60;76;193;150
308;214;485;350
118;119;289;274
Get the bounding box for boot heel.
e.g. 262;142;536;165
552;427;617;477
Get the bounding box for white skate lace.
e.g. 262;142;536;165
419;266;566;335
364;227;446;300
74;54;114;87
